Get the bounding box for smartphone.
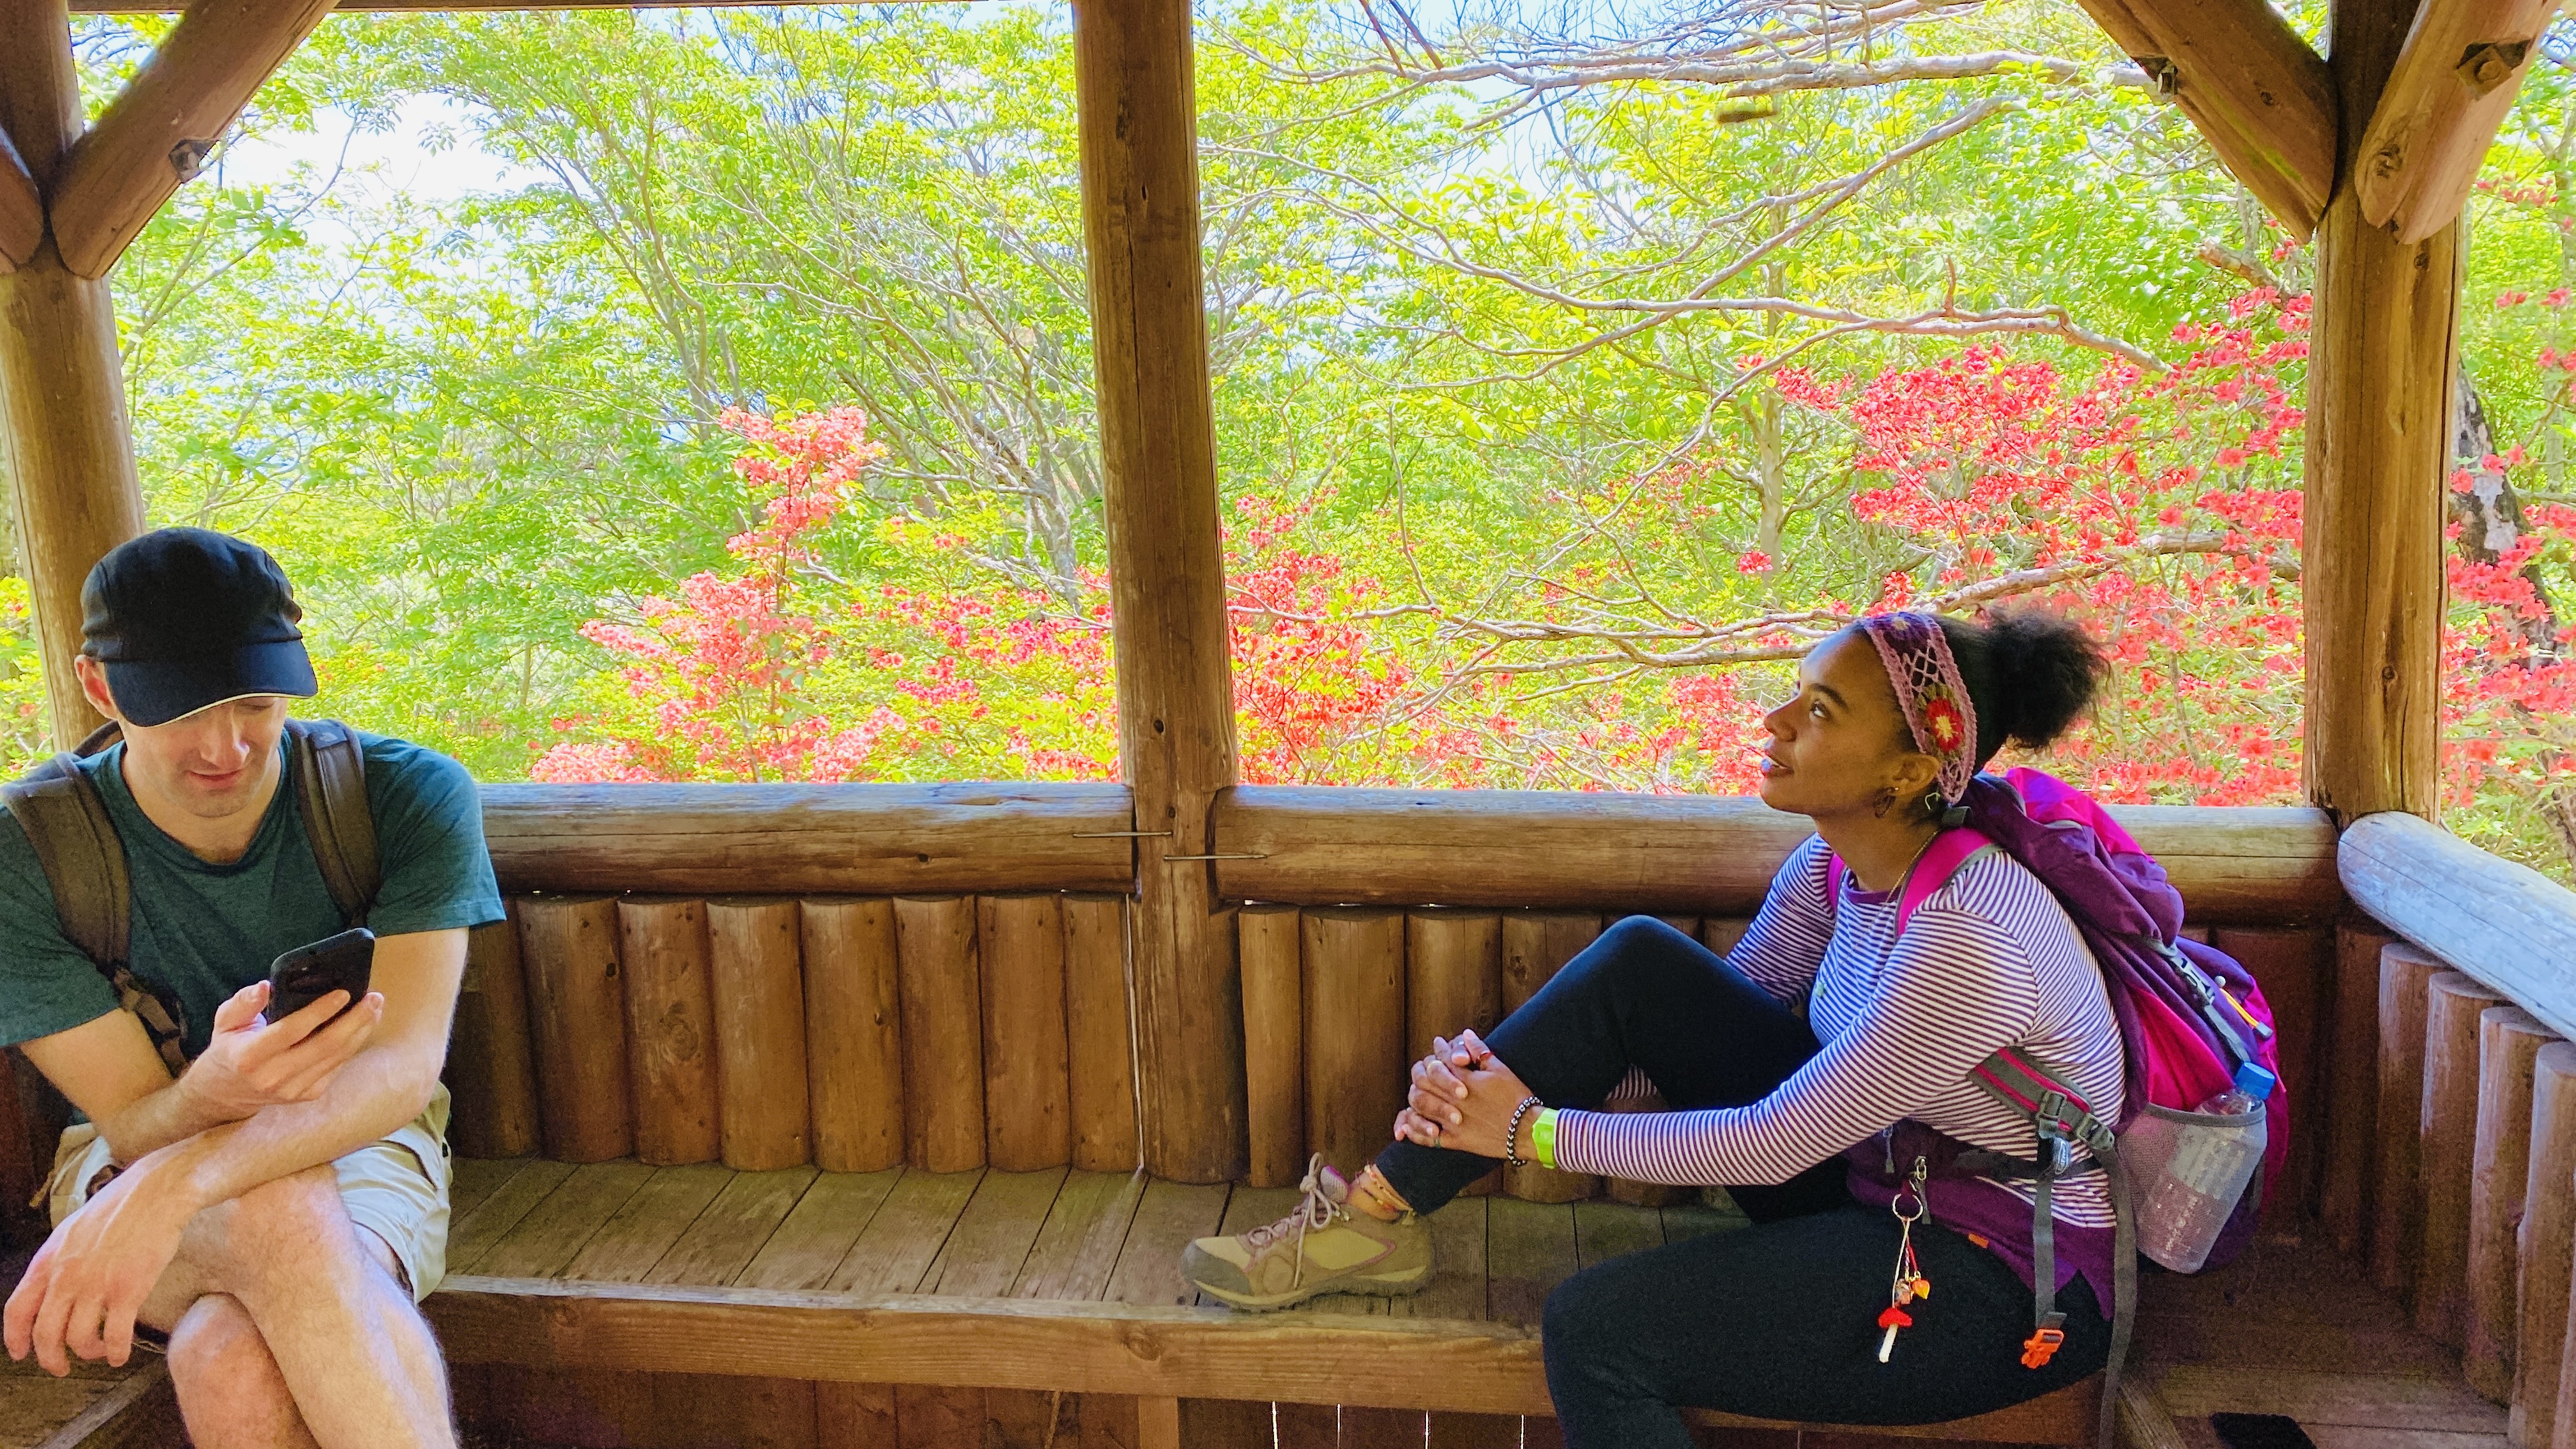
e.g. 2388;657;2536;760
264;927;376;1025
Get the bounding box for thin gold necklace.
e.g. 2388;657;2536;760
1885;825;1943;897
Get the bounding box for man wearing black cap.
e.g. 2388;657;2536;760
0;529;498;1448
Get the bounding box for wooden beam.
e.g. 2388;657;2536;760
0;128;38;273
0;0;147;747
1072;0;1245;1184
1214;788;2342;924
49;0;340;280
2071;0;2338;240
2342;810;2576;1045
2304;0;2461;822
424;1276;2099;1441
478;781;1134;896
2354;0;2562;243
75;0;849;7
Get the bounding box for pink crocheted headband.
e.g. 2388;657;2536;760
1857;611;1979;804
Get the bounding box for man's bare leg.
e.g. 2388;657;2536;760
167;1293;316;1449
141;1165;452;1449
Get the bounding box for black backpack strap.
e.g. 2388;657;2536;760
0;726;189;1076
286;719;379;927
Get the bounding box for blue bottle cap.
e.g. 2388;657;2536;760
2233;1061;2277;1100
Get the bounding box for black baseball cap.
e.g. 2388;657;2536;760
80;528;317;727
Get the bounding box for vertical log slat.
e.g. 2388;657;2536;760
2423;970;2512;1347
896;895;986;1172
1701;919;1752;957
707;898;811;1172
1073;0;1245;1186
2376;942;2446;1296
2303;0;2462;823
2212;926;2328;1221
2470;1007;2556;1400
447;907;540;1160
1407;909;1503;1197
615;897;721;1167
2324;919;2396;1259
801;897;906;1174
980;893;1074;1172
1503;912;1602;1202
0;0;146;747
2513;1041;2576;1446
516;895;632;1163
1240;903;1305;1189
1064;893;1139;1173
1303;907;1407;1182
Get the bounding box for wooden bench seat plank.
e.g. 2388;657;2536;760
1012;1169;1149;1302
1392;1199;1488;1322
1486;1197;1578;1329
1105;1180;1233;1308
1192;1185;1296;1311
740;1168;905;1292
648;1166;818;1287
923;1167;1070;1297
473;1160;656;1279
1572;1200;1662;1269
447;1158;576;1275
447;1156;530;1227
829;1168;985;1296
562;1163;733;1284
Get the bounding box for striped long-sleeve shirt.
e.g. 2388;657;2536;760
1553;835;2125;1241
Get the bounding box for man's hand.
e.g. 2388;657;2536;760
181;979;385;1123
4;1149;198;1374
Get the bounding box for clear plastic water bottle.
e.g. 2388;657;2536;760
2132;1061;2276;1272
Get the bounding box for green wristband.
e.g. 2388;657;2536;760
1532;1108;1560;1170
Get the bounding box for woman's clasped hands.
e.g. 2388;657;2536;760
1393;1029;1540;1160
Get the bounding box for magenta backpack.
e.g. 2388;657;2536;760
1828;767;2287;1446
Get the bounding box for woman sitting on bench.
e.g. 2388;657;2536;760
1181;606;2119;1447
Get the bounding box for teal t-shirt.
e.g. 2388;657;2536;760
0;728;505;1057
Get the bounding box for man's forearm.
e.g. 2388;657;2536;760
96;1079;240;1167
140;1048;437;1216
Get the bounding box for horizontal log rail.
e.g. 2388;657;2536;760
1216;786;2338;923
480;781;1135;896
2342;811;2576;1041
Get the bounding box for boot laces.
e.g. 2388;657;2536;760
1239;1153;1349;1289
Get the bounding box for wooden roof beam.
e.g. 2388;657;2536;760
47;0;339;280
2074;0;2340;241
0;128;38;273
2355;0;2562;243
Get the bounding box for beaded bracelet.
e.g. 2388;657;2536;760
1505;1095;1545;1169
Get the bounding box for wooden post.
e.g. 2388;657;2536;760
706;898;811;1172
2375;942;2446;1296
1071;0;1245;1185
1407;909;1503;1197
2303;0;2464;823
2323;918;2397;1258
1062;893;1139;1173
979;893;1073;1172
515;895;632;1164
613;898;721;1168
2514;1041;2576;1447
445;908;540;1160
0;0;146;747
893;895;985;1173
2469;1006;2556;1399
1301;907;1406;1182
2423;971;2511;1347
1239;903;1304;1190
799;897;905;1174
1501;912;1602;1203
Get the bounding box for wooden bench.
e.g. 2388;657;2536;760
425;1156;2101;1448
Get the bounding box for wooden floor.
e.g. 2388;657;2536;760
0;1157;2518;1446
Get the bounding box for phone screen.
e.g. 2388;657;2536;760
265;927;376;1025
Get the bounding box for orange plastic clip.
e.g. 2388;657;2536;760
2018;1327;2065;1369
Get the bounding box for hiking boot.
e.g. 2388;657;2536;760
1183;1154;1432;1311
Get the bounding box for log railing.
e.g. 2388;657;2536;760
2337;811;2576;1439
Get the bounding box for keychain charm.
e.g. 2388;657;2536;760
1878;1158;1932;1364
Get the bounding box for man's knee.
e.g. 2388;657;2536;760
167;1293;267;1386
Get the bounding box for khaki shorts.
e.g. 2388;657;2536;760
46;1084;453;1303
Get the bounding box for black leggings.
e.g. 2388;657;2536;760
1372;916;2110;1447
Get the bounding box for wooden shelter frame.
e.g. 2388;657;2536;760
0;0;2557;1192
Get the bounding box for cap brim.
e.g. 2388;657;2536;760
102;641;318;728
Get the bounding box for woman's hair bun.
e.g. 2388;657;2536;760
1938;606;2107;763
